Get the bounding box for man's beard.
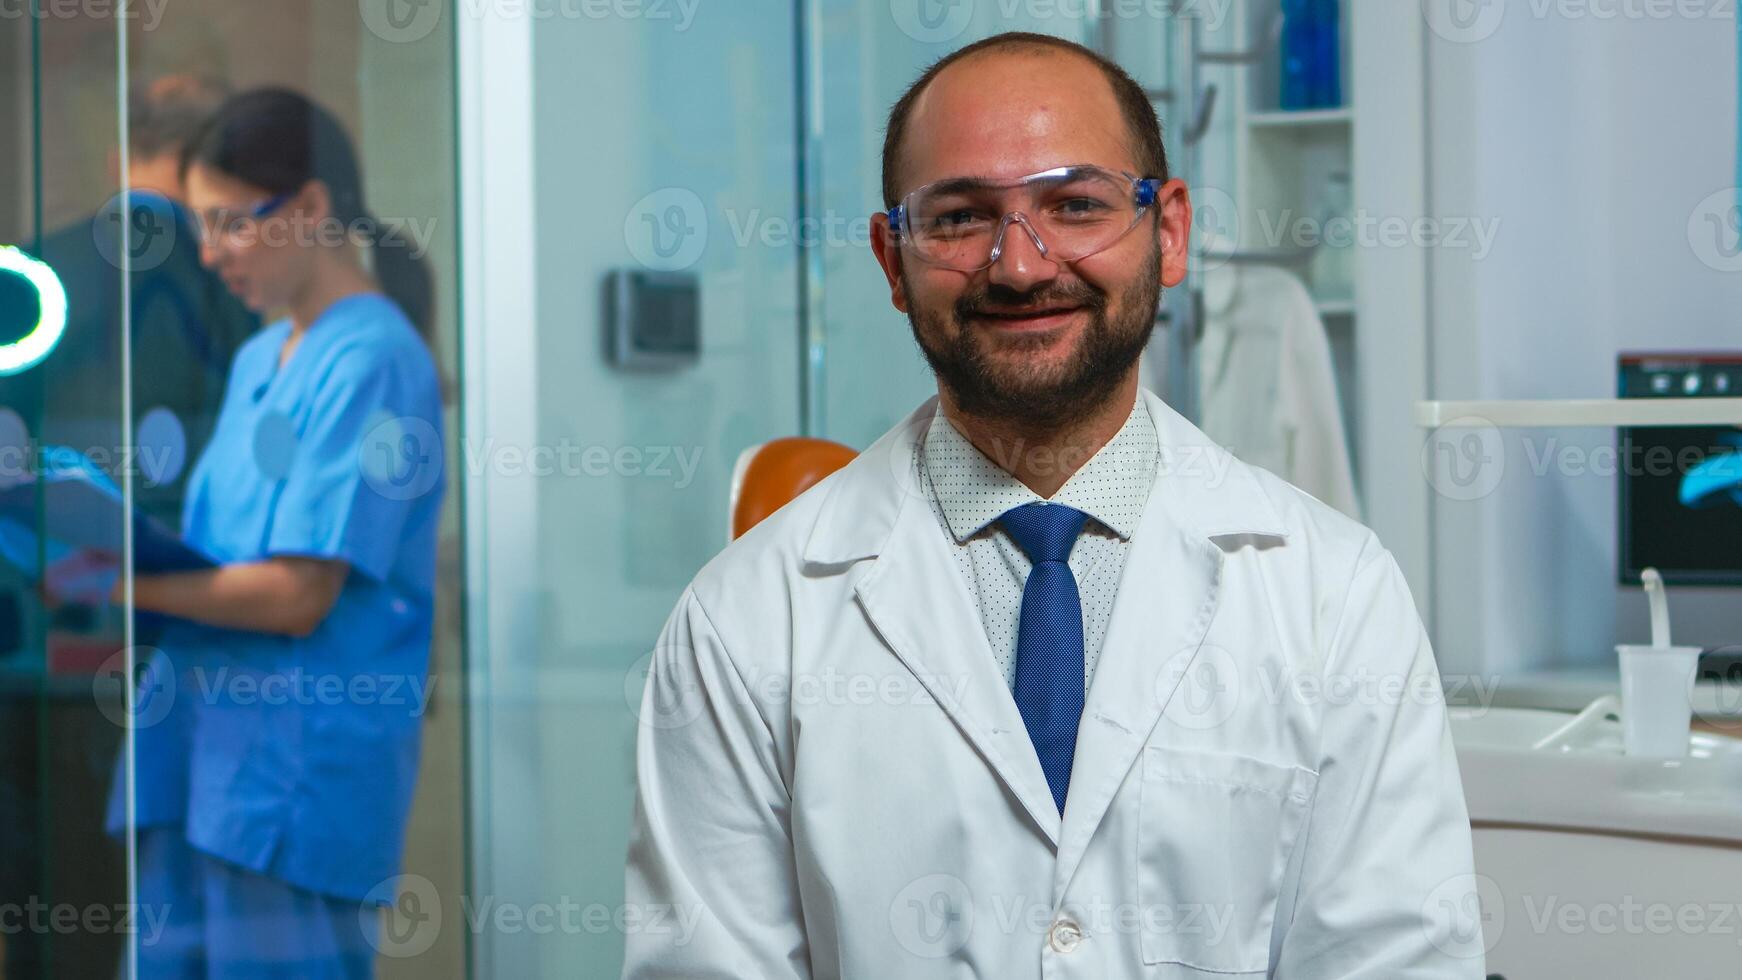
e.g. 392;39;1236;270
904;239;1162;433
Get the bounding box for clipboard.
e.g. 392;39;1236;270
0;446;214;574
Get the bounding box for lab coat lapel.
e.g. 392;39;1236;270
1050;390;1286;897
855;496;1065;846
804;392;1282;863
1051;484;1224;896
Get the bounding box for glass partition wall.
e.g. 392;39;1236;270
0;10;128;977
2;3;465;977
471;5;1186;978
5;3;1198;977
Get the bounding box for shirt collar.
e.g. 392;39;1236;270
919;396;1159;543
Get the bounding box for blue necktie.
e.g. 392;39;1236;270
999;502;1089;815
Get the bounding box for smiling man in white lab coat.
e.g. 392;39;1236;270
623;31;1483;979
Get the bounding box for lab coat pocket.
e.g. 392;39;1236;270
1137;746;1317;973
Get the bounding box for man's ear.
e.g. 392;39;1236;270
870;211;909;313
1155;178;1192;289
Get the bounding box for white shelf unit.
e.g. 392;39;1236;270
1234;0;1356;303
1246;106;1355;131
1137;1;1435;617
1229;0;1361;463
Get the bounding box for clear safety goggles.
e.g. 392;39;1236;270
886;164;1162;273
192;192;295;246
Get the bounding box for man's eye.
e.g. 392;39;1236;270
1055;197;1111;217
926;210;992;234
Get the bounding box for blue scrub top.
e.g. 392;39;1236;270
121;292;445;903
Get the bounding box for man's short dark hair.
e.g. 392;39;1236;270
881;32;1169;209
129;74;230;161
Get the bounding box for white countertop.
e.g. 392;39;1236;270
1451;665;1742;721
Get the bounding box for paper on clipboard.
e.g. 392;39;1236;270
0;446;213;574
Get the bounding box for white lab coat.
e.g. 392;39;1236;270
623;389;1482;979
1199;262;1362;521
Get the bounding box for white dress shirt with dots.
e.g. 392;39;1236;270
916;395;1160;692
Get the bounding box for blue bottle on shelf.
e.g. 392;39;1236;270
1280;0;1342;110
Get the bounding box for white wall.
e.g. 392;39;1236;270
1426;8;1742;678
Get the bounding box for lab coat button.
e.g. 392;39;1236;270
1048;918;1083;953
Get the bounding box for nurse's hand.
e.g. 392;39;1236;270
40;549;122;608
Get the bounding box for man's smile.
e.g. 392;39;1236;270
964;304;1088;333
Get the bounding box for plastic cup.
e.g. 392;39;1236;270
1617;644;1702;758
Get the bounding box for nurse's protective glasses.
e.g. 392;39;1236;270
193;192;295;246
886;165;1162;273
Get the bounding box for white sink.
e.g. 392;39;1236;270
1451;703;1742;977
1449;703;1742;841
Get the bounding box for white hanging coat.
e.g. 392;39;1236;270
623;389;1483;979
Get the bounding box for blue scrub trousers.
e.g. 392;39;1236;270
134;826;379;979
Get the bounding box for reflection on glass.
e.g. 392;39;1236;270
106;88;447;976
2;3;463;976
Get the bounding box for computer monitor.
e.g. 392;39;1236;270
1617;352;1742;586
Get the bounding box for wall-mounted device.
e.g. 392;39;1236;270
604;268;700;370
1618;352;1742;586
0;245;68;376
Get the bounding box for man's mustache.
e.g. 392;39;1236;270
955;281;1107;320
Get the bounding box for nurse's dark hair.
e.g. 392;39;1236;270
881;32;1169;209
181;87;435;339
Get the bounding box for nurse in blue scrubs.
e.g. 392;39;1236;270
118;88;444;977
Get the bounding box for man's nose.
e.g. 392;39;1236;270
987;214;1059;293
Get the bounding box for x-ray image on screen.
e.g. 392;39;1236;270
1619;353;1742;586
